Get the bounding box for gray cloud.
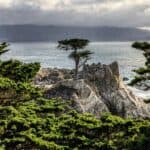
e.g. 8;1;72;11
0;0;149;27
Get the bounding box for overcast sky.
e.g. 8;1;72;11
0;0;150;28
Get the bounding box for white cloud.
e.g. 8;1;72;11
144;8;150;15
0;0;149;27
139;26;150;30
0;0;12;7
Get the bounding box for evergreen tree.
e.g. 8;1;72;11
58;39;93;79
129;42;150;90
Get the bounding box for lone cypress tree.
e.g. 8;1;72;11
129;42;150;90
58;39;93;79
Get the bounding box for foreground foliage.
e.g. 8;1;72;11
0;60;40;82
0;77;42;106
0;42;41;105
0;98;150;150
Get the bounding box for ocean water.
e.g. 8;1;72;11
1;42;145;79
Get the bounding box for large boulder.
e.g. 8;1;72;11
45;79;109;116
35;62;150;118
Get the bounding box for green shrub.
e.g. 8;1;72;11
0;60;40;82
1;98;150;150
0;77;42;106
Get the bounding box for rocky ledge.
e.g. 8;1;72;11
34;62;150;118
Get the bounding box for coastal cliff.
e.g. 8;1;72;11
34;62;150;118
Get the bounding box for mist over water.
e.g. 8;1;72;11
1;42;145;79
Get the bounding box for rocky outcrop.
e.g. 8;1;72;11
35;62;150;118
80;62;150;118
45;79;109;116
33;68;73;85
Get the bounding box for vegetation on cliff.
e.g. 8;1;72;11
0;42;150;150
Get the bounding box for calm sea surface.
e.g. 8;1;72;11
1;42;145;79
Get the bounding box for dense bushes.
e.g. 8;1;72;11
0;98;150;150
0;77;42;106
0;60;40;82
0;43;41;105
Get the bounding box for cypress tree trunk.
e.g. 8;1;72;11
74;49;79;80
75;60;79;80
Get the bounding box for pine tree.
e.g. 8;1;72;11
129;42;150;90
58;39;93;79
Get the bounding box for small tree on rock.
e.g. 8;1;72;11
58;39;93;79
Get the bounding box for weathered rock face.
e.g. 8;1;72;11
45;79;109;116
33;68;73;85
81;62;150;118
35;62;150;118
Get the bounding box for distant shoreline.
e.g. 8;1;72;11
3;40;150;44
0;25;150;42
